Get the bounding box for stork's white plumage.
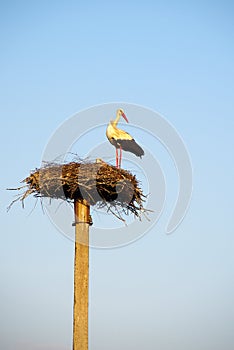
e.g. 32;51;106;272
106;109;144;168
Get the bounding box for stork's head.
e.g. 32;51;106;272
117;108;129;123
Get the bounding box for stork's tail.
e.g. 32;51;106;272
118;139;144;158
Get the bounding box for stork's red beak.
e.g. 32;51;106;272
122;112;129;123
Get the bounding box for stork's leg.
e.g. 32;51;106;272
119;145;122;168
116;148;119;168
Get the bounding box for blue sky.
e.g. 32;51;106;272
1;1;234;349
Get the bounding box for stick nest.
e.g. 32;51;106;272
8;161;147;220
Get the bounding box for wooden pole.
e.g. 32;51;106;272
73;199;90;350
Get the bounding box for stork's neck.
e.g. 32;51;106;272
113;112;121;126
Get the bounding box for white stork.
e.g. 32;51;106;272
106;109;144;168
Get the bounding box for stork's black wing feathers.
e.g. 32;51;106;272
114;138;144;158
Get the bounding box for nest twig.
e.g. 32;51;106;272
8;161;147;220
